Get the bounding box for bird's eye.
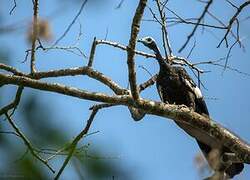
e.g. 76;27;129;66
146;37;152;42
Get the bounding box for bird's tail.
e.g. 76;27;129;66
225;162;244;178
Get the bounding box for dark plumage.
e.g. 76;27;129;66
138;36;244;179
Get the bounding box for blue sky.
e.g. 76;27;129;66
1;0;250;179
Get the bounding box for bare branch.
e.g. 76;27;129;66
5;113;55;173
36;39;87;58
179;0;213;52
0;131;20;137
9;0;17;15
0;86;23;116
1;72;250;164
163;9;226;29
0;73;130;104
171;56;204;74
31;66;129;95
96;39;155;58
156;0;173;56
194;58;250;76
127;0;148;101
139;74;157;92
0;65;128;95
51;0;88;47
217;1;250;48
30;0;39;73
115;0;125;9
88;37;97;67
54;104;115;179
0;63;26;76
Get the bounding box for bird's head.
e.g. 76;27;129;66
138;36;158;53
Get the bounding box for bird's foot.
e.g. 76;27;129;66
176;104;187;109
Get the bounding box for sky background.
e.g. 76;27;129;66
0;0;250;179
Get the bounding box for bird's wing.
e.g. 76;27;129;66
156;84;164;101
175;67;209;115
175;67;203;99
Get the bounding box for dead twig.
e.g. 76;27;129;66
9;0;17;15
54;103;115;180
5;113;55;173
0;86;24;116
179;0;213;52
51;0;88;47
217;1;250;48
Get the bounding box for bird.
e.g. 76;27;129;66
138;36;244;179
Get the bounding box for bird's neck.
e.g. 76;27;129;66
153;46;172;74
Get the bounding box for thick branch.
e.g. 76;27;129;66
0;65;128;96
30;0;39;73
127;0;148;101
0;73;131;104
31;67;129;95
1;73;250;164
0;63;26;76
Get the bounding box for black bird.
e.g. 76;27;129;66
138;36;244;179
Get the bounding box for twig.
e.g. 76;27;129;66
223;40;237;72
139;74;157;92
179;0;213;52
5;113;55;173
54;103;114;179
207;10;244;49
156;0;173;56
217;1;250;48
115;0;125;9
0;131;20;137
187;40;196;59
9;0;17;15
138;65;153;77
36;39;87;58
194;58;250;77
163;9;225;29
96;39;155;58
51;0;88;47
88;37;97;67
171;56;204;73
0;86;23;116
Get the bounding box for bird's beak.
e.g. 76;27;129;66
137;38;143;43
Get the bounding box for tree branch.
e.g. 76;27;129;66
217;1;250;48
54;104;114;179
179;0;213;53
0;86;23;116
1;72;250;164
30;0;39;73
127;0;148;101
5;112;55;173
